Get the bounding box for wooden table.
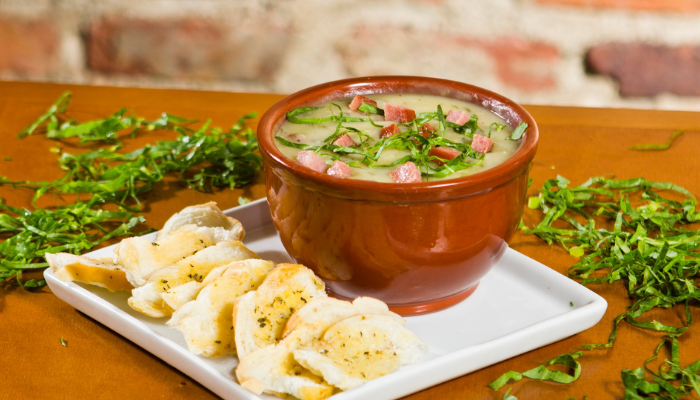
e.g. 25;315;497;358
1;81;699;400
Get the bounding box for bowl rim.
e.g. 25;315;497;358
257;76;539;201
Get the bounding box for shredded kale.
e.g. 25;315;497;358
629;130;684;151
280;103;507;179
1;92;262;288
489;176;700;399
507;122;528;141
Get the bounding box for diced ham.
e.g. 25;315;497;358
348;95;377;112
389;161;422;184
419;123;436;139
471;135;494;154
327;161;352;179
333;133;356;147
413;123;436;149
429;146;462;166
384;104;416;123
379;124;401;139
296;150;327;173
445;110;470;126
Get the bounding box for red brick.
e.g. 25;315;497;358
536;0;700;12
0;18;58;76
340;27;559;92
586;43;700;97
473;37;559;91
86;18;291;81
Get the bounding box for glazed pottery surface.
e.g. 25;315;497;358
257;76;538;316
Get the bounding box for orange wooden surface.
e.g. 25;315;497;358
1;81;699;400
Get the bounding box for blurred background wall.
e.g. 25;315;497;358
1;0;700;110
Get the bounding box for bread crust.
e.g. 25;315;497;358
46;253;132;292
158;202;244;241
293;314;428;390
233;263;327;360
236;296;407;399
128;241;258;318
167;259;275;357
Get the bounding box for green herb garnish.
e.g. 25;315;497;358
238;197;251;205
18;92;72;139
629;130;684;151
507;122;528;140
0;197;145;288
281;104;497;179
358;102;384;116
4;113;262;208
286;105;367;124
489;176;700;399
60;336;67;347
16;91;199;144
1;93;262;287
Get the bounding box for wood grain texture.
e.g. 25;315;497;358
1;81;699;400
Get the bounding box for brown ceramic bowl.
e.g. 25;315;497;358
257;76;538;316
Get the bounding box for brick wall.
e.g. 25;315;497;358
2;0;700;110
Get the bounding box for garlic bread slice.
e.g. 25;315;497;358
46;253;133;292
236;297;397;399
166;259;276;357
282;297;398;341
128;241;258;318
117;224;242;287
158;202;244;241
293;314;428;390
236;338;335;400
233;263;326;360
160;263;232;310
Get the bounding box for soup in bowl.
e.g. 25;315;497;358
257;76;538;316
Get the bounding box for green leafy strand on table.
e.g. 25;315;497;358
0;197;145;288
0;92;263;288
17;92;200;144
490;176;700;399
629;130;684;151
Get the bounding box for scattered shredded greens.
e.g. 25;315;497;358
279;103;525;180
17;92;199;144
629;130;684;151
490;176;700;399
507;122;529;141
1;92;262;288
0;197;145;287
238;197;251;205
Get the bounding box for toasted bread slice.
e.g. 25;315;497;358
160;263;232;310
127;241;258;318
293;314;427;390
46;253;133;292
159;281;202;311
117;224;242;287
166;259;276;357
158;202;244;241
233;264;326;360
236;297;397;398
236;339;335;400
282;297;398;341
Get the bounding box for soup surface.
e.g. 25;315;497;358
275;93;524;183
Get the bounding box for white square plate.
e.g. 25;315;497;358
45;199;607;400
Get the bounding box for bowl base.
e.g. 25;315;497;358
328;282;480;317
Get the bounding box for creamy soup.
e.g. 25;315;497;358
275;93;524;183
